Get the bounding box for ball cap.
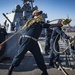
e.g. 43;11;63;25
32;10;42;16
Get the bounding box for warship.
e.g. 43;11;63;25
0;0;75;75
2;0;47;58
3;0;47;33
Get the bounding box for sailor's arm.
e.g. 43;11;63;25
40;21;63;28
49;23;62;28
50;18;71;28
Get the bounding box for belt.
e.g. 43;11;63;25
22;35;38;41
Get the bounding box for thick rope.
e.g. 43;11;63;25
0;16;43;56
0;29;21;45
53;35;75;54
0;16;43;46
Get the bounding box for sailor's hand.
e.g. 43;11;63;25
69;36;74;40
69;36;72;40
69;36;75;44
61;19;72;25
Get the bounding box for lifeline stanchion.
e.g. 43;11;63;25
58;64;69;75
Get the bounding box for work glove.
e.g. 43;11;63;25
61;18;72;25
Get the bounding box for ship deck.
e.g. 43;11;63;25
0;53;75;75
0;32;75;75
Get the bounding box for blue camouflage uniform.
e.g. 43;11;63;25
8;10;63;75
45;28;53;54
11;21;52;73
49;26;70;66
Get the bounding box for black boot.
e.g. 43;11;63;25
41;71;48;75
8;65;14;75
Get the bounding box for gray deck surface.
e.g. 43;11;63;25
0;32;75;75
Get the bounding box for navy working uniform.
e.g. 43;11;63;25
70;36;75;50
45;28;52;55
0;26;7;57
70;36;75;59
8;10;62;75
49;26;70;68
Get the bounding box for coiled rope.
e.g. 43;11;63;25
53;35;75;54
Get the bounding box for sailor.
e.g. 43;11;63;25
70;36;75;50
8;10;63;75
0;26;7;60
49;19;71;68
70;36;75;58
45;28;53;55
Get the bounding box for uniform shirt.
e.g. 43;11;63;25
51;26;70;40
0;28;7;43
23;22;50;39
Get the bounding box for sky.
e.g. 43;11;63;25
0;0;75;26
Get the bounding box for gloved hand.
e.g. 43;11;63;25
61;18;72;25
69;36;75;44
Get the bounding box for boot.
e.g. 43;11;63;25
41;71;48;75
8;65;14;75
